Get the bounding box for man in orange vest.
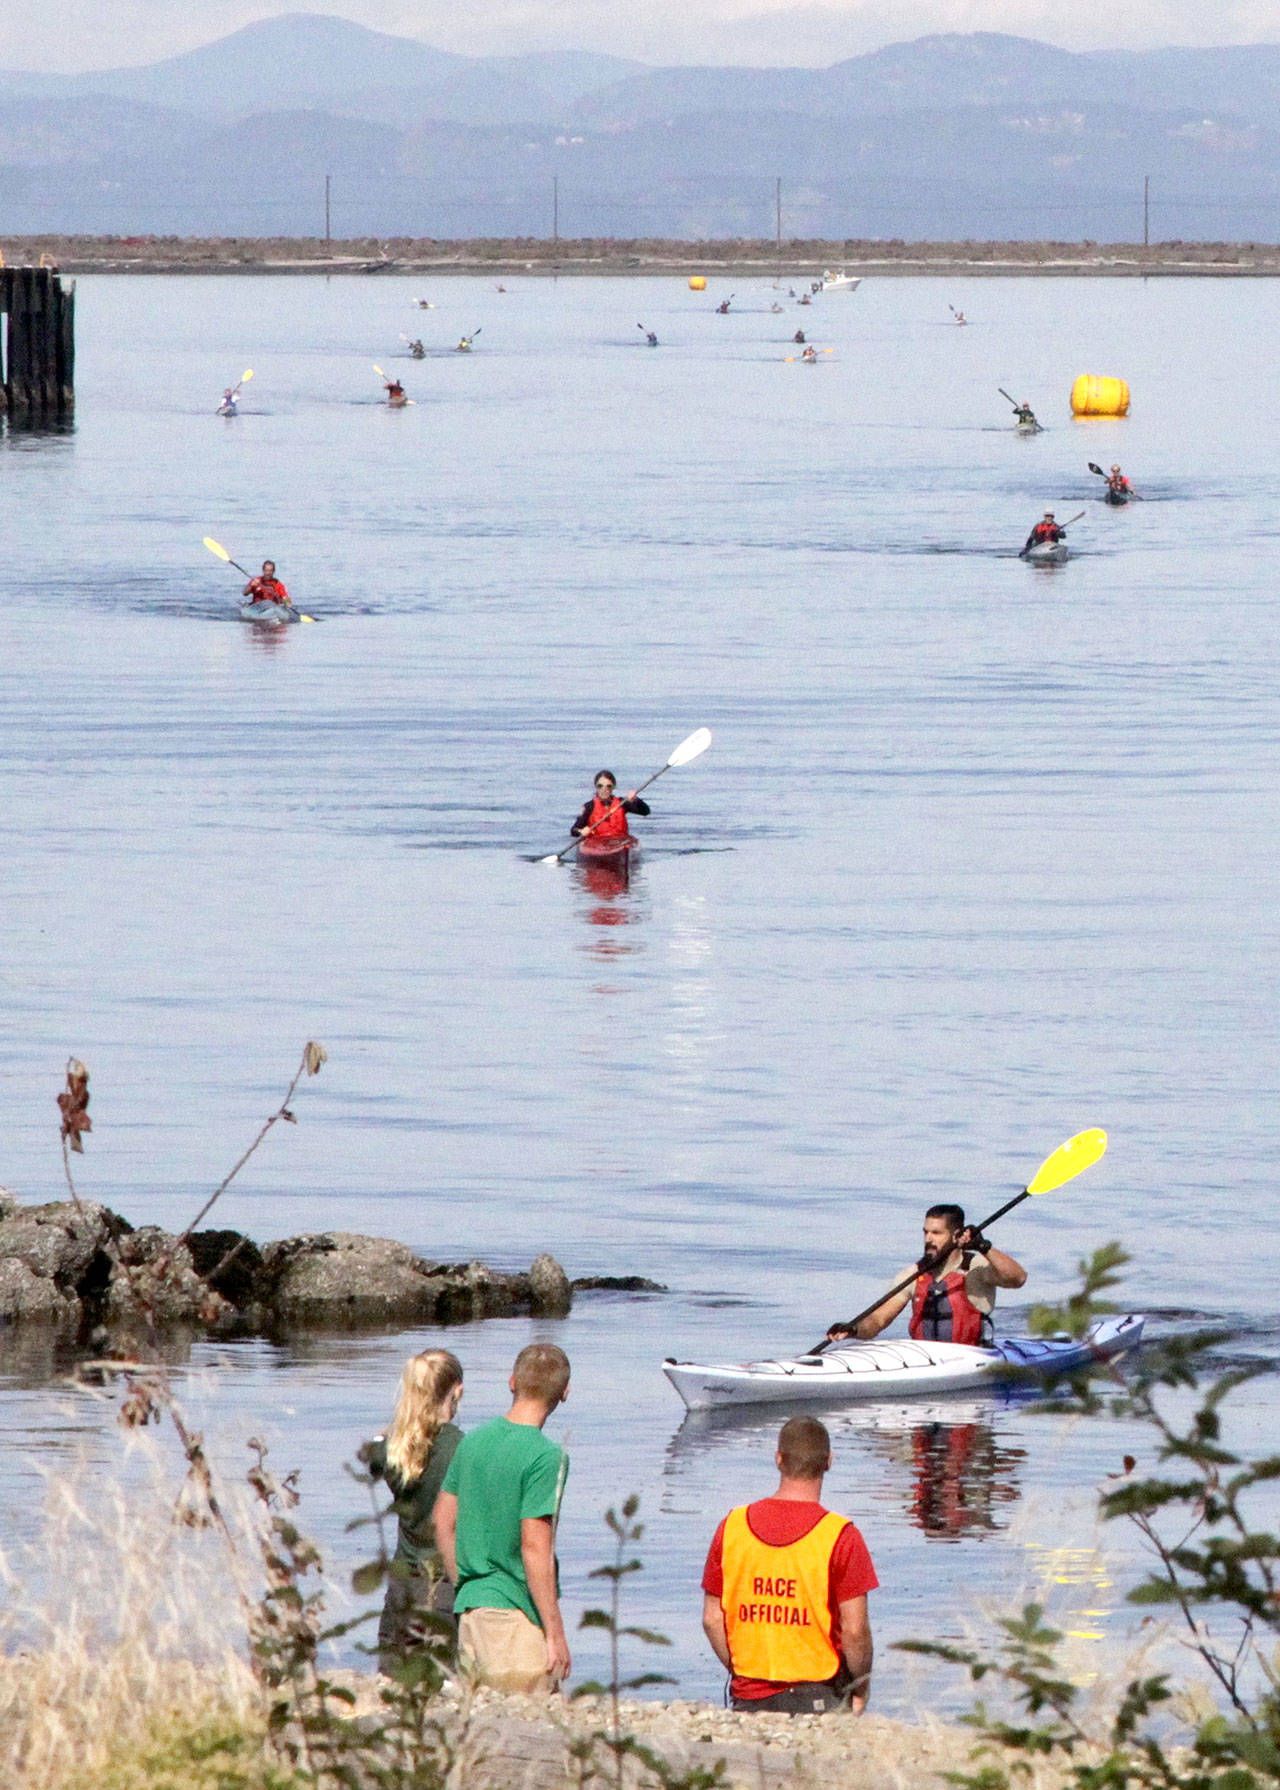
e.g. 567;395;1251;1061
701;1416;877;1714
825;1203;1027;1347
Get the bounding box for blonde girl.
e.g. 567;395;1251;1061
365;1349;464;1668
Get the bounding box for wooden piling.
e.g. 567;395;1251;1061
1;265;75;423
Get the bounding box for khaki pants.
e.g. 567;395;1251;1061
458;1606;558;1695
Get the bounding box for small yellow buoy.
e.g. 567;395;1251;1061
1071;375;1130;417
688;275;707;291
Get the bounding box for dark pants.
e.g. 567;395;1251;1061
377;1567;457;1674
731;1680;847;1714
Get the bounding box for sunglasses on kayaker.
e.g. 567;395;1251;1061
595;779;615;791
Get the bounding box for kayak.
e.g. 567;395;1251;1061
1104;487;1132;505
240;599;298;626
1024;539;1069;563
663;1314;1145;1411
577;834;636;867
1015;419;1041;434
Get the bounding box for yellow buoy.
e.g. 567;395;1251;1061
688;275;707;291
1071;375;1129;417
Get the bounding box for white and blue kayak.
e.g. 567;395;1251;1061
663;1314;1144;1411
239;598;298;626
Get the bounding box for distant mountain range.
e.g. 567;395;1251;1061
2;15;1279;240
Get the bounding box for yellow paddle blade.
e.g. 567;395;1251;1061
299;614;316;623
203;536;231;562
373;363;385;378
241;368;253;383
1026;1128;1108;1196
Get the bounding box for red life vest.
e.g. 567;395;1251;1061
1031;521;1061;544
909;1259;988;1346
586;795;629;839
248;578;289;605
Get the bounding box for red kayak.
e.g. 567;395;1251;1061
577;834;637;867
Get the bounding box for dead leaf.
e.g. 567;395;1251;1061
57;1058;92;1154
303;1041;328;1076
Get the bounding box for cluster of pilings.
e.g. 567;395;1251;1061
0;266;75;423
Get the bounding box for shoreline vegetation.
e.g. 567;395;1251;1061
8;234;1280;277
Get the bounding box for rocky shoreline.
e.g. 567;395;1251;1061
8;233;1280;277
0;1190;651;1354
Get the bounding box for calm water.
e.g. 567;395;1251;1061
0;272;1276;1706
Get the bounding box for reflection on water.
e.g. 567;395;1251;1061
881;1414;1024;1541
573;854;646;956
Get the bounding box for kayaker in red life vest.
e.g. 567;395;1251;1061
701;1415;877;1715
242;560;290;606
570;771;651;841
825;1204;1026;1347
1023;511;1066;554
385;378;408;406
1107;464;1134;498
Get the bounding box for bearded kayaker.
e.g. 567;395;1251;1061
825;1204;1026;1346
1022;512;1066;554
242;560;290;607
570;771;651;841
701;1416;877;1715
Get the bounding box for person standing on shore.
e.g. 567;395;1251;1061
701;1416;877;1715
363;1349;465;1672
434;1343;572;1694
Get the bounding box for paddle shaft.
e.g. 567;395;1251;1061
555;759;673;863
808;1188;1030;1355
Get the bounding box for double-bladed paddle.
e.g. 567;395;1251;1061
202;537;316;623
536;727;712;864
806;1127;1108;1356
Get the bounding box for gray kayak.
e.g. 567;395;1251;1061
239;599;298;625
1023;539;1069;563
663;1314;1145;1411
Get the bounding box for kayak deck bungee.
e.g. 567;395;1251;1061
577;833;637;865
663;1314;1144;1411
239;599;298;625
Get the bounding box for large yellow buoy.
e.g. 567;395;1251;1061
1071;375;1129;417
688;275;707;291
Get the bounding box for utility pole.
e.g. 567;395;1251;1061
1143;174;1149;249
325;173;331;249
553;174;559;245
775;176;782;254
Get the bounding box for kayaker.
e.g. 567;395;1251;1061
793;330;806;344
1022;512;1066;554
646;331;659;347
218;388;237;416
571;771;651;841
242;560;290;606
385;378;408;406
1107;464;1134;498
408;339;426;358
953;309;967;325
801;346;818;363
1012;401;1038;428
825;1204;1026;1346
701;1416;877;1714
716;299;731;314
456;335;474;352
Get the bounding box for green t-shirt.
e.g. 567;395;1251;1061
442;1414;569;1626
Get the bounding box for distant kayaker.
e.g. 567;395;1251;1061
1022;511;1066;554
1107;463;1134;499
701;1416;877;1714
242;560;290;606
408;339;425;358
1012;401;1038;428
218;388;237;416
801;346;818;363
646;331;659;347
825;1204;1026;1346
385;378;408;406
793;330;806;344
953;309;967;325
456;335;474;352
571;771;651;841
716;299;731;314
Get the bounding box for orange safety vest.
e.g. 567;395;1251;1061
585;795;630;839
909;1263;987;1346
721;1506;847;1684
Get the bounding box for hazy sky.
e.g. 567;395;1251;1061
4;0;1280;71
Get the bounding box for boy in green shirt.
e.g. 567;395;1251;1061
435;1343;571;1693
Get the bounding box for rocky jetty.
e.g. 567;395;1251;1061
0;1190;601;1352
